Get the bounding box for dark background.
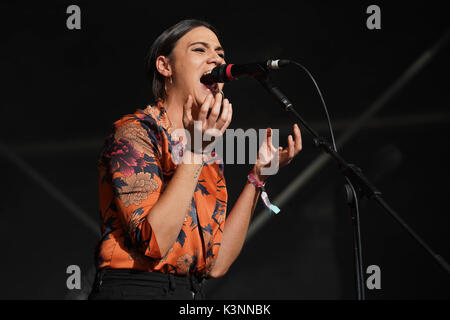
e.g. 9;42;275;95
1;1;449;299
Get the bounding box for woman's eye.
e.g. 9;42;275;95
193;48;225;59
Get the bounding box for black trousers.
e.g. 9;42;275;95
88;268;207;300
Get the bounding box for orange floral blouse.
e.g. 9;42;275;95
94;102;227;277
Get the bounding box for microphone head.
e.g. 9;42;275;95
200;64;229;85
200;73;216;86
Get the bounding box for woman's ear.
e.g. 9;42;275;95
155;55;172;77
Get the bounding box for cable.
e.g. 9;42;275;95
288;60;366;299
289;61;338;152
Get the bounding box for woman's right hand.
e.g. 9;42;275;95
182;93;232;155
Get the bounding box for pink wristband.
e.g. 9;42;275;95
247;172;265;188
247;172;280;214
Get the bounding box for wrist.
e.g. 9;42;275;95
182;149;204;165
247;169;281;215
251;166;268;184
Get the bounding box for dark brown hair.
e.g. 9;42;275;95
145;19;221;100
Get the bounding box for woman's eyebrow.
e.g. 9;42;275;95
189;41;225;52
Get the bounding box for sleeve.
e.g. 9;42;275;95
106;118;165;259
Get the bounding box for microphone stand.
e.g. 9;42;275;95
344;178;365;299
255;74;450;299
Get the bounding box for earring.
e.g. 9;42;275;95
165;76;172;94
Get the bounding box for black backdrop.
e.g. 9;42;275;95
1;1;449;299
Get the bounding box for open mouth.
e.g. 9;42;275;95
200;70;219;94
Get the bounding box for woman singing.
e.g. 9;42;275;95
88;19;302;300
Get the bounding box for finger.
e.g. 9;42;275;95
216;98;229;129
227;102;233;123
262;128;279;164
198;94;213;122
293;123;302;153
256;128;268;161
220;102;233;134
207;92;223;127
183;95;194;125
288;134;295;160
266;128;272;158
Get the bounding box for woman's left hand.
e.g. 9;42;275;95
252;123;302;183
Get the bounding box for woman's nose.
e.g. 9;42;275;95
207;52;224;65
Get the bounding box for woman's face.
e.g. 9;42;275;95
169;26;226;108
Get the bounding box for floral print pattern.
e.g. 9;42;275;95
118;172;159;207
94;101;228;277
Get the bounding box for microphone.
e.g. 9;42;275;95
200;59;291;85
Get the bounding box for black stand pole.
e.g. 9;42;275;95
255;74;450;298
344;179;365;300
